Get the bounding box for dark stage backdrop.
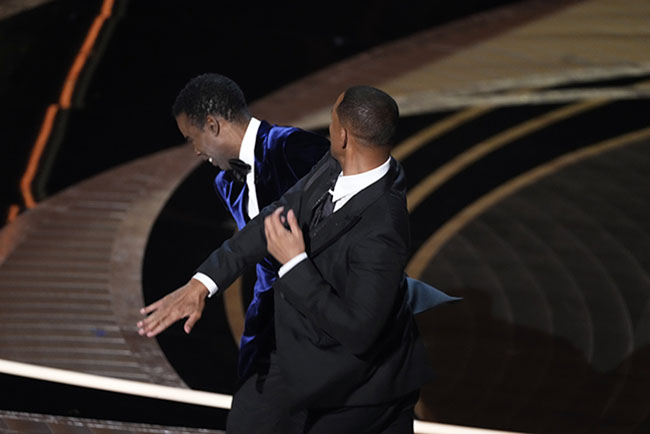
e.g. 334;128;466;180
0;0;526;224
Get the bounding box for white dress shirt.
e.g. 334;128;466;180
193;117;261;297
240;117;261;218
277;157;392;277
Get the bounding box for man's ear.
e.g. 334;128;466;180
205;115;220;136
341;127;348;149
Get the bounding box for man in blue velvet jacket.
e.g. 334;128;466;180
167;73;330;382
138;73;329;431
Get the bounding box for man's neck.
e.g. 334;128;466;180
340;151;391;176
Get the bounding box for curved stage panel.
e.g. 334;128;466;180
415;137;650;433
0;145;199;386
0;410;223;434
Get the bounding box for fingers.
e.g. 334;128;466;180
264;212;274;243
267;207;296;233
137;295;173;337
184;312;202;334
271;207;285;232
286;209;300;233
137;282;207;338
138;308;178;338
137;306;158;334
137;312;166;337
143;319;165;338
137;303;176;337
264;207;284;239
264;208;302;241
140;298;162;316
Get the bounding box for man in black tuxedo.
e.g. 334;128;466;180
140;85;432;433
262;86;433;433
169;73;330;382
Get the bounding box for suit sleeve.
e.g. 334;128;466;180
196;152;333;291
274;208;409;356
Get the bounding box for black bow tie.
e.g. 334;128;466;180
228;158;251;184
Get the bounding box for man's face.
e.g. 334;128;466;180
176;112;229;169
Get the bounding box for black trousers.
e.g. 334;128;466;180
302;390;418;434
226;354;418;434
226;354;303;434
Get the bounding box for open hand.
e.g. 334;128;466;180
137;278;208;337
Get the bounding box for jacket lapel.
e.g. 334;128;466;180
307;158;398;257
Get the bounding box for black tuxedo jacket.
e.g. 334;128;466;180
197;152;433;408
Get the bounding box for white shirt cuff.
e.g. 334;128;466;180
278;252;308;278
192;272;218;297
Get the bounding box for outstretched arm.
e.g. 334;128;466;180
136;184;295;338
137;153;333;338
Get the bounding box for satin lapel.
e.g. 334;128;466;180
299;155;340;225
308;159;398;257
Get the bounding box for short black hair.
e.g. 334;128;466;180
172;73;250;127
336;85;399;148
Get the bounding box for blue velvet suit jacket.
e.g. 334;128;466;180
213;120;329;379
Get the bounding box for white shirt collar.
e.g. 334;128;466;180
239;117;261;218
330;157;391;203
239;117;261;168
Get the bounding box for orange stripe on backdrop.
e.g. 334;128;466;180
20;104;59;208
6;205;20;223
60;0;114;108
19;0;114;210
